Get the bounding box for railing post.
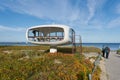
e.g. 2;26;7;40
88;74;92;80
79;35;82;54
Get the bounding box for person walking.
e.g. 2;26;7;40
102;45;105;57
105;46;110;59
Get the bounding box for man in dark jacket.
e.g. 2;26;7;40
105;46;110;59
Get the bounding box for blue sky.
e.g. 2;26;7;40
0;0;120;43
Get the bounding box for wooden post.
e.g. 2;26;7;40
72;29;76;54
80;35;82;54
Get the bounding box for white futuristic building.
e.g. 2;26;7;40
26;24;75;53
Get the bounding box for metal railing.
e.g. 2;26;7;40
88;53;102;80
72;35;82;54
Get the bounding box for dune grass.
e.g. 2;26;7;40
82;46;101;53
0;46;101;80
117;49;120;55
117;49;120;52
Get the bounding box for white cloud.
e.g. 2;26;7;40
0;25;26;42
86;0;106;24
0;0;107;30
116;4;120;14
0;25;26;32
107;17;120;28
87;0;97;23
0;0;81;21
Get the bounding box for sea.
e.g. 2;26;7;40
0;42;120;50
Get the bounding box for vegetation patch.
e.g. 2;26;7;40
117;49;120;55
82;46;101;53
0;46;101;80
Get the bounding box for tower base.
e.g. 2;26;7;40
50;46;57;53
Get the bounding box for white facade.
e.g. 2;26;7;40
26;24;75;46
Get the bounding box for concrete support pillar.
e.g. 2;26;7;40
50;46;57;53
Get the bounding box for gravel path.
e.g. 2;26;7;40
105;51;120;80
83;52;120;80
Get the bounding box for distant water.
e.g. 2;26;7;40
0;42;120;50
0;42;34;46
82;43;120;50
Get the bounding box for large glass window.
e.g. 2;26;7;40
28;27;64;42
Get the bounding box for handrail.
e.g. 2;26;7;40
88;53;102;80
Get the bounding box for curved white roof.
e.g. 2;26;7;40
27;24;71;30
